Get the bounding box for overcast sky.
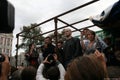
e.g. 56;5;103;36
8;0;118;55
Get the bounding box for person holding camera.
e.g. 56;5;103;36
36;54;65;80
0;54;10;80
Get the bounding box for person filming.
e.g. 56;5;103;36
0;54;10;80
36;54;65;80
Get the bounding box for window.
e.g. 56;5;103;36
0;48;2;53
0;37;3;45
11;39;13;46
7;38;10;46
7;49;9;54
3;48;5;53
4;38;6;46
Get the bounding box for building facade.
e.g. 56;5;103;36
10;52;27;67
0;33;13;56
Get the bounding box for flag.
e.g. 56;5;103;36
89;0;120;27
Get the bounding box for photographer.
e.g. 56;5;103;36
0;54;10;80
36;54;65;80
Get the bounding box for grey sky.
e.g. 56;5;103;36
8;0;118;55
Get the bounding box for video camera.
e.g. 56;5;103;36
0;54;5;62
44;54;56;68
0;54;5;75
96;47;102;53
47;54;55;63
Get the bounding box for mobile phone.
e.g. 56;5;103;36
97;47;101;52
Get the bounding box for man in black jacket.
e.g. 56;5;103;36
63;28;83;69
41;37;55;60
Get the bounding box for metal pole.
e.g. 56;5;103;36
16;0;99;36
72;25;95;32
15;34;19;67
57;18;79;31
54;17;58;53
32;18;89;38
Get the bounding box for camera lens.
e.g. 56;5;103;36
97;47;101;52
0;54;5;62
47;54;54;63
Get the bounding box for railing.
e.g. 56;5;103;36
15;0;99;67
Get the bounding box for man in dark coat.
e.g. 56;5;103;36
41;37;55;60
63;28;83;69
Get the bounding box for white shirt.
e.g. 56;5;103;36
36;63;66;80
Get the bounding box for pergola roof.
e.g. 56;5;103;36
16;0;101;38
15;0;100;67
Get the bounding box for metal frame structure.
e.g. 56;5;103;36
15;0;99;67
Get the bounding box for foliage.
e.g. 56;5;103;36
48;31;66;44
18;23;44;52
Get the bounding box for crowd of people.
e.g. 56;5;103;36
0;28;120;80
